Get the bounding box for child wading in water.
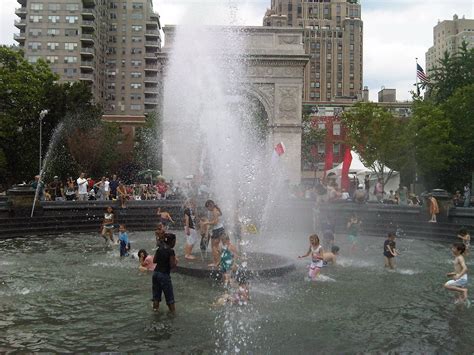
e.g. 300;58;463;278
198;215;210;259
152;233;177;313
347;213;361;253
220;234;238;287
383;232;399;269
444;243;469;306
101;206;115;244
118;224;131;257
299;234;324;281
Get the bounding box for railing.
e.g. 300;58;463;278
80;47;94;54
80;61;94;67
81;34;95;40
81;20;95;27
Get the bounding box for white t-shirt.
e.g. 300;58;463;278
104;181;110;192
77;177;88;194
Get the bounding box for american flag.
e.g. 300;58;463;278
417;64;429;83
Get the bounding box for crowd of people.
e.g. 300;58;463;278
30;173;209;205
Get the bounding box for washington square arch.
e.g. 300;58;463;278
157;26;309;184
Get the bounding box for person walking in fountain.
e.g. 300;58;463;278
76;172;88;201
383;232;399;270
444;243;469;306
347;213;362;253
152;233;177;313
428;194;439;223
183;200;197;260
117;182;128;208
203;200;225;267
101;206;116;244
157;207;175;230
299;234;324;281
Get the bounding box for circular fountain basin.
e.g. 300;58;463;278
176;252;295;278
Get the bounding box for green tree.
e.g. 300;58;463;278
301;114;326;183
341;102;412;185
411;43;474;190
0;47;59;184
427;42;474;104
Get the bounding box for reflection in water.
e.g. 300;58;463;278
0;232;473;352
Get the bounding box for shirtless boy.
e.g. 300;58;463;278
444;243;469;305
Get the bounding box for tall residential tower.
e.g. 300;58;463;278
13;0;161;121
263;0;363;103
426;14;474;75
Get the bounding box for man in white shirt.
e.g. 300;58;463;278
77;172;88;201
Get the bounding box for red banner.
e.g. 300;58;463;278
341;148;352;191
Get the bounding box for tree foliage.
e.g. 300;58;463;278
0;47;121;185
410;43;474;190
341;102;412;184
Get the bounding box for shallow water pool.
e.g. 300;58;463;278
0;230;473;353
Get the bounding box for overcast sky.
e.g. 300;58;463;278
1;0;473;101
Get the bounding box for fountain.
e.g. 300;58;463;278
158;21;304;279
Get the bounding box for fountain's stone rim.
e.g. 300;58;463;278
175;252;295;278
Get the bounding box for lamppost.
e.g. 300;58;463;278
38;109;48;173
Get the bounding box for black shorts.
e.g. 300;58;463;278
383;252;394;258
152;271;174;305
211;227;225;240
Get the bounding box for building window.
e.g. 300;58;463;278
48;15;60;23
131;104;142;110
333;143;340;154
337;82;342;89
47;29;60;37
66;3;79;11
130;13;143;19
131;36;142;43
30;3;44;11
130;94;142;100
110;12;117;19
46;56;59;63
327;92;332;99
64;56;77;63
318;123;325;130
333;123;341;136
315;92;321;98
64;42;77;51
29;15;43;23
27;42;41;50
327;83;331;89
132;2;143;9
130;83;142;89
131;25;143;32
48;3;61;11
131;60;142;66
63;68;77;77
327;53;332;60
65;16;78;23
131;72;142;78
350;83;354;89
318;143;325;153
64;28;78;36
28;56;40;63
131;48;142;54
29;28;42;37
47;42;59;50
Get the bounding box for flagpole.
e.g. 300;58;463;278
415;57;420;96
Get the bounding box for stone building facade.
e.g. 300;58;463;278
426;14;474;75
263;0;363;103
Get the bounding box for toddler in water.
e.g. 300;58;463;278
383;232;399;269
214;268;250;307
323;245;340;266
138;249;156;272
220;234;238;287
118;224;131;257
299;234;324;280
444;243;469;306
